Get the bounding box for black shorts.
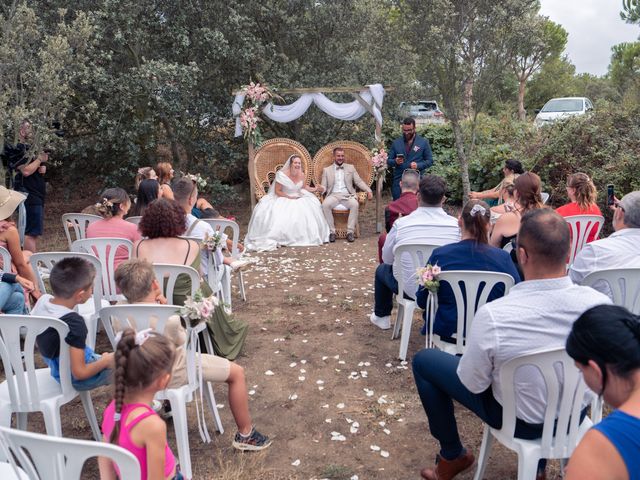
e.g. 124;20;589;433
24;204;44;236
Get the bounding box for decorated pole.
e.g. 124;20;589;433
248;140;256;209
370;143;387;234
376;177;383;233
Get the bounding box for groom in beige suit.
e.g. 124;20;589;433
321;147;373;242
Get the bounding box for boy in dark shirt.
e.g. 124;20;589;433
33;257;113;390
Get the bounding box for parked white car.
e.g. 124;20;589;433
534;97;593;127
399;100;446;125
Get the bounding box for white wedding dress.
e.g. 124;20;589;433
245;170;330;251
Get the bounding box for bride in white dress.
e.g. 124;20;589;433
245;155;330;251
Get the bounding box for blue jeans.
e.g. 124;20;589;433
44;352;112;391
374;263;398;317
0;282;26;314
412;349;546;461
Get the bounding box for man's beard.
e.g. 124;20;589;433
403;133;414;141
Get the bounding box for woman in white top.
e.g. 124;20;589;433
245;155;329;251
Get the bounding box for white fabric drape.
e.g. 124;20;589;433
233;84;385;140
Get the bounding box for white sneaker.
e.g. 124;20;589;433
369;312;391;330
230;259;251;271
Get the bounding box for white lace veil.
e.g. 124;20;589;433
267;154;299;197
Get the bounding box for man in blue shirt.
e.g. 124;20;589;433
387;117;434;200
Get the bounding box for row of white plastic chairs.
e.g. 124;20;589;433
0;344;592;480
0;304;224;480
62;212;247;302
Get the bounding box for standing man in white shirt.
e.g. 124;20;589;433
370;175;460;330
321;147;373;243
412;209;611;480
569;190;640;298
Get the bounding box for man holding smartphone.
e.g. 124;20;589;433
387;117;434;200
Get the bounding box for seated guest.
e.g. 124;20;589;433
200;207;246;258
412;209;611;480
416;200;521;341
156;161;175;200
490;171;544;249
133;198;209;305
0;186;41;300
489;179;516;222
377;169;420;263
556;172;602;243
33;257;114;390
370;175;460;330
0;270;33;313
86;188;141;271
172;177;249;272
569;191;640;298
470;158;524;206
130;178;160;217
133;166;157;190
565;304;640;480
114;259;270;450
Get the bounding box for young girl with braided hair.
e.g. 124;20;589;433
98;328;182;480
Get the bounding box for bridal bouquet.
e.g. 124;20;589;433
201;232;223;251
181;172;208;190
370;147;388;181
179;289;219;328
416;264;441;293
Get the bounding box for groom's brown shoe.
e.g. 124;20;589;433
420;451;475;480
329;233;336;243
346;232;355;242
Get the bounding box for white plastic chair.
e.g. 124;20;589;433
124;215;142;226
99;304;182;349
0;246;12;271
152;263;200;304
540;192;549;204
390;243;438;361
0;425;140;480
564;215;604;267
0;315;101;441
582;267;640;314
429;271;516;355
99;305;223;480
29;252;108;349
61;214;101;250
201;219;246;302
0;426;135;479
473;347;593;480
70;238;133;302
17;197;27;248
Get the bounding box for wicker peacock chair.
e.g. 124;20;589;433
252;138;313;202
312;141;374;238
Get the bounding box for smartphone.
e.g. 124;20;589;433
607;184;615;206
396;153;405;164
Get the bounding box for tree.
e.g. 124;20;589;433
511;16;567;120
525;56;576;111
403;0;536;201
609;42;640;98
622;0;640;24
0;1;93;160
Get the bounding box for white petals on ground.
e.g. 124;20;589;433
370;445;381;451
298;376;306;381
264;370;274;376
325;418;332;423
377;395;388;404
248;389;256;395
383;428;391;435
316;380;324;385
386;408;395;415
364;388;374;397
288;393;298;400
350;421;360;434
291;459;300;467
336;403;345;409
331;431;346;441
380;450;390;458
289;362;297;367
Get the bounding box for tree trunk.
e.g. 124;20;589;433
517;76;527;121
450;117;470;203
463;78;474;119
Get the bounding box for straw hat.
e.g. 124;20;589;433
0;187;26;221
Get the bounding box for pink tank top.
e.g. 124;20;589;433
102;400;176;479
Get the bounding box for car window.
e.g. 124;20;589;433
541;99;584;113
418;102;438;111
586;99;593;110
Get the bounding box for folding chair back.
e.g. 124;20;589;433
582;267;640;314
61;214;101;250
564;215;604;267
99;304;181;349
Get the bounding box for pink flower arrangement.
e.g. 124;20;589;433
416;264;441;293
370;147;388;181
238;81;277;145
245;81;271;103
180;289;220;328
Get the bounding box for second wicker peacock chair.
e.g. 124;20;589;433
312;141;374;238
